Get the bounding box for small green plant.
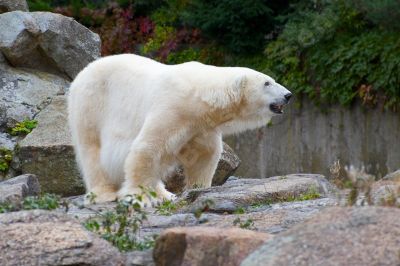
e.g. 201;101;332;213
379;187;399;207
0;193;61;213
85;192;97;204
251;199;272;208
22;193;61;210
84;187;157;252
295;187;321;201
193;199;214;219
0;202;14;213
155;199;187;216
0;148;13;172
9;119;38;136
347;186;359;206
233;207;246;214
233;218;254;229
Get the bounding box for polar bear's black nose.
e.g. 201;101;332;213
284;93;292;102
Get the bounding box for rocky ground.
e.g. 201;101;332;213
1;171;400;266
1;2;400;266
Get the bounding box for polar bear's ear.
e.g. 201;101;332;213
200;75;247;109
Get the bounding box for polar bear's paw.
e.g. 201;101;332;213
156;186;177;202
84;190;117;205
118;183;177;207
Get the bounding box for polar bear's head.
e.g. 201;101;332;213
241;70;292;118
211;68;292;134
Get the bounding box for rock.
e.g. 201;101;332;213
0;132;16;150
0;210;124;266
382;169;400;181
0;0;28;14
369;169;400;206
242;207;400;266
154;227;270;266
165;142;241;193
182;174;336;213
0;174;40;204
18;96;84;196
214;143;241;185
126;249;155;266
0;64;69;129
0;11;101;79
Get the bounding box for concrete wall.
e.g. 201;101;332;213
225;98;400;179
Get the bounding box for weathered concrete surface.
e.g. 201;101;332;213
0;11;100;79
225;98;400;179
17;96;84;196
154;227;270;266
242;207;400;266
0;210;125;266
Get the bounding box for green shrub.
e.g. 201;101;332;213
0;148;13;173
22;193;61;210
84;188;157;252
9;119;38;136
0;193;61;213
181;0;289;54
264;0;400;109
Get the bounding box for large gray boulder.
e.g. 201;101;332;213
0;11;101;79
0;64;69;129
242;207;400;266
0;210;125;266
18;95;83;196
0;0;28;14
181;174;336;213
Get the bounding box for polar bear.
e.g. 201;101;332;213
68;54;291;204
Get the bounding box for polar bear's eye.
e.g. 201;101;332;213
264;81;271;86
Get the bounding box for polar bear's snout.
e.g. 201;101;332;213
269;88;292;114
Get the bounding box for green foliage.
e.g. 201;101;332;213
27;0;53;11
233;207;245;214
233;218;254;229
155;199;187;216
9;119;38;136
181;0;287;53
265;0;400;109
0;148;13;172
22;193;61;210
84;188;157;252
292;187;321;201
0;193;61;213
193;199;214;219
349;0;400;30
0;202;13;213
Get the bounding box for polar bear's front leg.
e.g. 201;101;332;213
118;116;190;205
119;142;176;205
180;131;223;189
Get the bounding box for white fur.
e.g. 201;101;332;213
68;54;291;204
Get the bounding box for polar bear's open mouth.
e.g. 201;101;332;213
269;103;286;114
